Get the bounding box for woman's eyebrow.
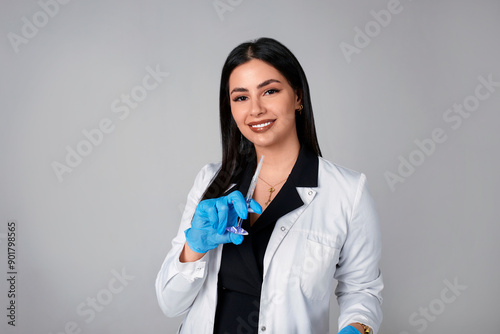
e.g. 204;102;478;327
230;79;282;95
257;79;281;89
230;87;248;95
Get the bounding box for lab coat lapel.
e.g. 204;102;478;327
262;186;316;278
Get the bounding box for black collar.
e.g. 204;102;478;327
238;145;319;191
287;145;319;188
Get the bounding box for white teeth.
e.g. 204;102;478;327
251;121;272;128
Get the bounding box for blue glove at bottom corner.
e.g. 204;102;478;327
338;325;362;334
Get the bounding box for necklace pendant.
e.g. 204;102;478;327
265;187;275;206
259;175;288;207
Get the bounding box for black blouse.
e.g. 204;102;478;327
213;147;318;334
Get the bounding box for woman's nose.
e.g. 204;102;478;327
249;98;265;117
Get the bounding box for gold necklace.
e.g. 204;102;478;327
259;176;288;206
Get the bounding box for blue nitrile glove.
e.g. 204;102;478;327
338;326;362;334
184;190;262;254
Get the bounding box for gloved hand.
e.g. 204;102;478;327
185;190;262;254
338;326;362;334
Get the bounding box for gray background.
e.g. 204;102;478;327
1;0;499;333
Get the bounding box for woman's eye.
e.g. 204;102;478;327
233;96;248;102
265;89;279;95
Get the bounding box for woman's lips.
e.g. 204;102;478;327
248;119;276;133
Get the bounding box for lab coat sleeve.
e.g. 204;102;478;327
155;163;217;317
334;173;384;333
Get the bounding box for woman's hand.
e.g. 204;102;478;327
184;190;262;254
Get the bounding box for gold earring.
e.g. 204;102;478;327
297;105;303;115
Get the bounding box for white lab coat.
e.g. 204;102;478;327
156;156;383;334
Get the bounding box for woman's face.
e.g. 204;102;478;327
228;59;301;151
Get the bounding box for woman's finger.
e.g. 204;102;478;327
248;199;262;214
196;199;218;229
227;190;248;219
215;197;229;234
211;230;244;246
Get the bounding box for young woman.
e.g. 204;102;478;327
156;38;383;334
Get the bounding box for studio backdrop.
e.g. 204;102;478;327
1;0;499;333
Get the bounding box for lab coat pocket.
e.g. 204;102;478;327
300;238;340;300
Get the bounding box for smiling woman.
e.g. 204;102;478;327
155;37;383;334
229;59;301;154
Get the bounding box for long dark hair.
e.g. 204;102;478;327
202;37;321;200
